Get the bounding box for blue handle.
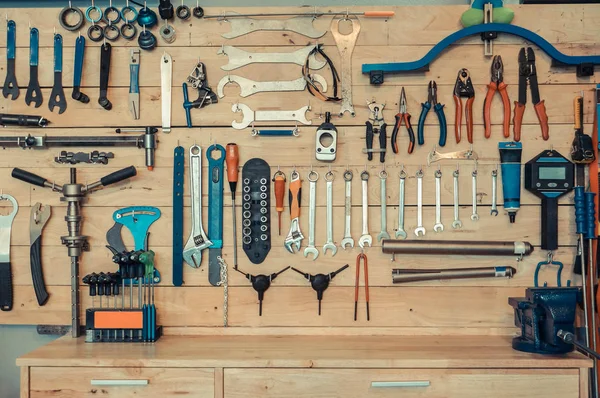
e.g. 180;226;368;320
130;59;139;94
434;103;447;147
207;144;225;249
172;146;185;287
499;142;522;222
255;130;295;136
417;102;430;146
29;28;39;66
182;83;192;128
584;192;596;239
112;206;162;251
73;36;85;87
53;34;63;73
534;260;564;287
7;20;16;60
574;186;586;235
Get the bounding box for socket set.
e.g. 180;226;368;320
242;158;272;264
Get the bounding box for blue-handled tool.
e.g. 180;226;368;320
25;27;42;108
3;20;19;100
498;142;522;223
207;144;226;286
251;129;299;137
129;49;141;120
172;145;185;286
113;206;161;251
417;81;446;147
72;35;89;104
48;34;67;114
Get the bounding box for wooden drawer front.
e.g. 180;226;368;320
224;368;580;398
30;367;214;397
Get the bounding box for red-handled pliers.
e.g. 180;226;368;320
484;56;511;139
453;68;475;144
391;87;415;155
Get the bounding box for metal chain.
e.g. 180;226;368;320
216;256;228;327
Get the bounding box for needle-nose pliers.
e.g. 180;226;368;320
484;55;511;139
391;87;416;154
417;81;447;147
453;68;475;144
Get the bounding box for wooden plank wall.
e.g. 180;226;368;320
0;4;598;336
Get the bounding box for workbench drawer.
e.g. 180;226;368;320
29;367;214;397
224;368;581;398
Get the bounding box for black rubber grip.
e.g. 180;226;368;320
0;262;13;311
100;166;137;186
30;236;49;306
12;168;47;187
365;121;374;161
379;123;387;163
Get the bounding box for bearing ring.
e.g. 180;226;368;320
121;23;137;40
59;5;84;31
176;4;191;20
120;5;138;23
103;6;121;24
87;24;104;42
160;23;176;43
193;6;204;18
85;5;103;23
103;24;121;41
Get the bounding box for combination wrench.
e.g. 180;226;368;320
183;145;213;268
323;170;337;256
303;170;319;260
471;163;479;221
341;169;354;249
395;168;407;239
434;169;444;232
452;167;463;229
491;168;499;216
377;167;390;241
414;169;426;237
358;169;373;248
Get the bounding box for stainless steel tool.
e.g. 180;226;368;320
491;168;499;216
330;16;360;116
452;167;462;229
232;103;311;130
303;169;319;260
341;169;354;249
434;169;444;233
217;75;327;98
414;169;426;237
427;146;478;166
471;163;479;221
395;168;407;239
218;45;326;71
358;169;372;248
323;170;337;256
160;52;172;133
377;167;390;241
221;15;327;39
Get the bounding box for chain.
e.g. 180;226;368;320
216;256;228;327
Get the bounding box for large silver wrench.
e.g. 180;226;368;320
303;170;319;260
222;15;327;39
183;145;213;268
395;169;407;239
160;52;172;134
323;170;337;256
330;16;360;116
434;169;444;233
217;75;327;98
358;170;372;248
414;169;426;237
377;168;390;241
341;169;354;249
218;45;326;71
491;168;499;216
0;193;18;312
452;168;463;229
471;164;479;221
231;103;311;130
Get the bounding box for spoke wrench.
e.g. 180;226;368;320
358;169;372;248
25;27;42;108
341;169;354;249
0;193;18;311
303;170;319;260
2;20;19;100
48;33;67;114
323;170;337;256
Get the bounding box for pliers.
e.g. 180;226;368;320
391;87;416;154
453;68;475;144
417;81;447;147
484;56;511;139
513;47;549;142
365;100;387;163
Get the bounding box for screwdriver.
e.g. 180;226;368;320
273;169;286;235
226;143;240;269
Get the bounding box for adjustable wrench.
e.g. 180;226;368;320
331;16;360;116
183;145;213;268
434;169;444;232
471;164;479;221
377;168;390;241
25;27;42;108
491;168;499;216
232;103;311;130
395;169;407;239
341;169;354;249
323;170;337;256
161;52;172;133
48;34;67;114
414;169;426;237
0;193;18;311
2;20;18;100
303;170;319;260
284;170;304;253
452;167;463;229
358;170;372;248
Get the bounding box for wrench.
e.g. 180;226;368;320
0;193;18;311
330;16;360;116
25;27;42;108
183;145;213;268
358;170;373;248
2;20;18;100
452;167;463;229
471;164;479;221
161;52;172;133
48;34;67;114
377;168;390;241
434;169;444;233
218;45;326;71
232;103;311;130
303;170;319;260
284;169;304;253
414;169;426;237
427;146;478;166
323;170;337;256
217;75;327;98
491;168;499;216
341;169;354;249
222;15;327;39
395;168;407;239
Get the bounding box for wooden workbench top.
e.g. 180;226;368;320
16;335;591;369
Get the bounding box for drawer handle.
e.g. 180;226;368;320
91;380;149;387
371;381;431;388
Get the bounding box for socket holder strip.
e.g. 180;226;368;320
242;158;271;264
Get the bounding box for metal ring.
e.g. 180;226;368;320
361;170;369;181
260;207;267;214
343;170;353;181
85;5;103;23
242;219;251;227
260;185;267;192
416;169;424;178
260;200;267;207
243;211;251;220
193;6;204;18
379;170;388;179
243;203;251;211
87;24;104;42
260;234;268;241
243;186;250;193
59;6;84;31
308;170;319;182
243;227;252;236
260;225;268;232
325;170;335;182
260;193;267;200
103;24;120;41
243;236;252;245
160;23;176;43
120;5;138;23
243;178;250;184
260;216;267;223
434;169;442;178
176;4;191;19
260;178;267;184
103;6;121;24
120;23;137;40
243;194;251;202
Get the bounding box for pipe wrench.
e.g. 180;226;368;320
0;193;18;311
129;49;140;120
284;170;304;253
30;203;51;306
206;144;225;286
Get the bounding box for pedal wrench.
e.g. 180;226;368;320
377;169;390;241
414;169;426;237
218;45;326;71
0;194;18;311
2;20;19;100
206;144;226;287
434;169;444;232
396;170;407;239
25;27;43;108
223;15;326;39
471;168;479;221
30;203;51;306
341;170;354;249
323;171;337;256
232;103;311;130
331;16;360;116
183;145;213;267
452;169;463;229
98;42;112;111
358;170;372;248
491;169;499;216
303;170;319;260
217;75;327;98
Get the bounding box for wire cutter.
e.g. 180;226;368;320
417;81;447;147
453;69;475;144
391;87;416;154
513;47;549;142
484;56;511;139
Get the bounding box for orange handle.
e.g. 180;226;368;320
483;83;497;139
534;100;549;141
465;96;474;144
513;102;525;142
274;174;286;213
574;96;583;130
288;176;302;220
225;143;239;184
363;11;395;17
498;82;511;138
453;95;462;143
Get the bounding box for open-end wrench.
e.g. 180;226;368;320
396;168;407;239
330;16;360;116
232;103;311;130
341;169;354;249
323;170;337;256
284;169;304;253
358;169;372;248
161;52;172;133
471;164;479;221
434;169;444;232
491;168;499;216
452;167;462;229
217;74;327;98
0;193;18;311
222;15;327;39
414;169;426;237
183;145;213;268
377;167;390;241
218;45;326;71
48;34;67;114
25;27;42;108
303;170;319;260
2;20;19;100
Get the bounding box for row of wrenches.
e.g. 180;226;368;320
299;163;498;260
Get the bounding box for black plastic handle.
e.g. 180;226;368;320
30;236;49;306
365;121;374;161
0;262;13;311
12;168;47;187
541;197;559;251
100;166;137;186
379;123;387;163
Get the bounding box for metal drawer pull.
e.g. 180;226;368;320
91;380;149;386
371;381;431;388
